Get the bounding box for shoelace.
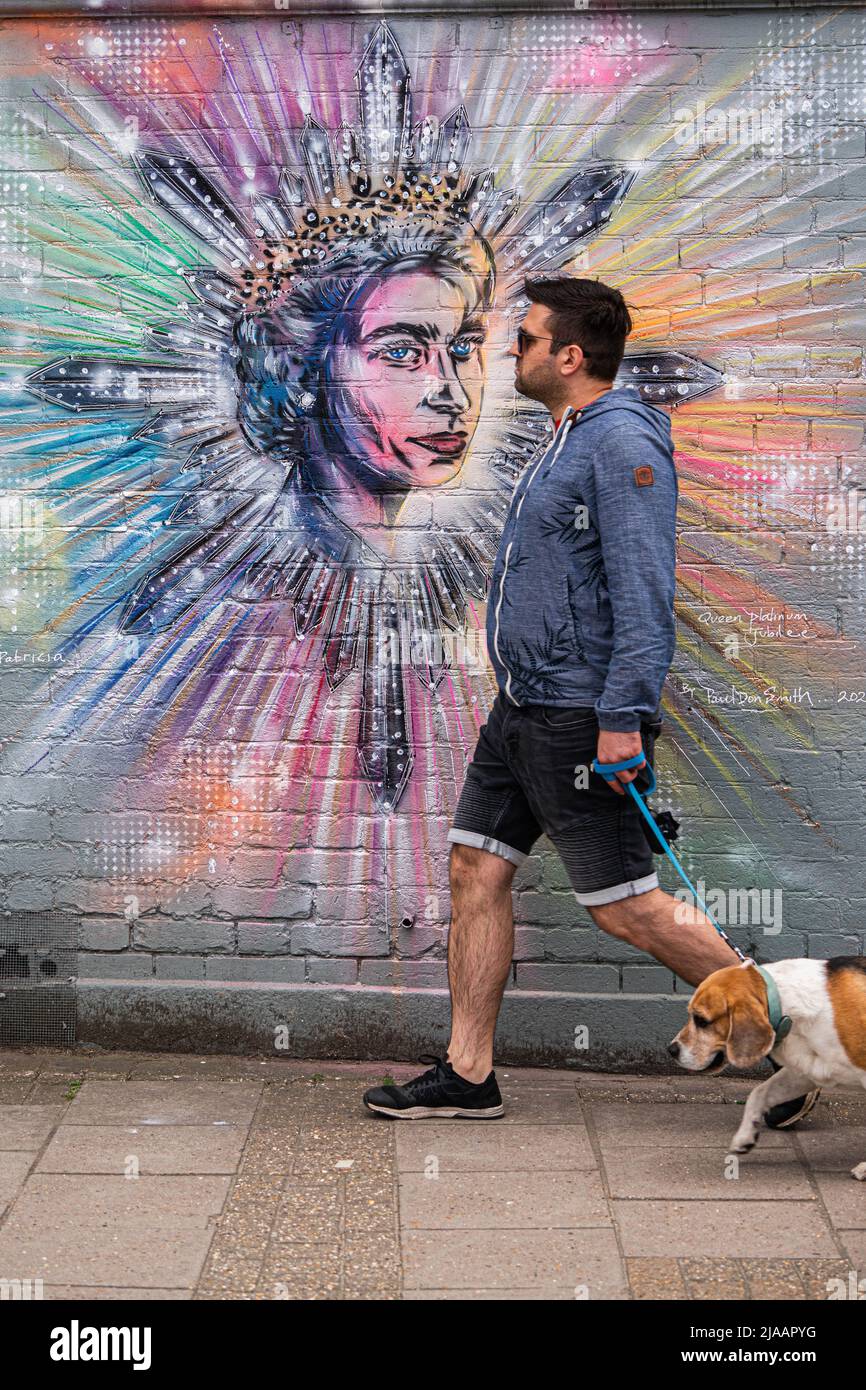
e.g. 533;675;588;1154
402;1053;453;1101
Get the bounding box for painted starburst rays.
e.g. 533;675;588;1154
3;11;859;912
22;20;722;814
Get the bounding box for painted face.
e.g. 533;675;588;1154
326;267;487;489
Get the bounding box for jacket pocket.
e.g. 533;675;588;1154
562;573;587;662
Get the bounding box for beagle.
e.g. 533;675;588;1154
669;957;866;1180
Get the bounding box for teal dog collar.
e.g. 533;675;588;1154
756;965;792;1042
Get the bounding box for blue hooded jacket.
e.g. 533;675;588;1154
486;386;678;732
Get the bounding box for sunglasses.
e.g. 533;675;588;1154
516;327;555;355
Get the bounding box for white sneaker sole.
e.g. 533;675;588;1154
765;1088;821;1129
364;1102;505;1120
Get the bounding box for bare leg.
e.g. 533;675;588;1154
445;843;516;1084
588;886;740;986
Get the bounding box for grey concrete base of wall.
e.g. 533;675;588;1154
76;979;691;1074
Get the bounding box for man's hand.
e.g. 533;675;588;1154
597;729;645;796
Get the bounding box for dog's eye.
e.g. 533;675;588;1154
692;1014;711;1028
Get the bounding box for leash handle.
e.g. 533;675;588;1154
591;752;656;797
591;753;750;965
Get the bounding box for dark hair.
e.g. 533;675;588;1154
523;276;632;381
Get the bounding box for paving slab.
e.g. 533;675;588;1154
0;1152;35;1212
36;1125;247;1175
28;1082;78;1105
613;1198;839;1258
0;1053;54;1075
65;1079;262;1128
3;1170;231;1226
44;1286;192;1300
0;1080;38;1104
399;1169;609;1229
291;1124;394;1175
626;1256;690;1299
237;1129;300;1175
497;1069;582;1089
196;1245;262;1299
589;1100;796;1149
0;1105;65;1150
259;1079;383;1125
796;1128;866;1171
212;1199;277;1249
820;1095;866;1126
836;1230;866;1269
257;1242;343;1299
604;1146;815;1200
812;1172;866;1228
577;1074;754;1102
488;1087;586;1125
342;1231;402;1295
403;1286;578;1299
0;1174;230;1288
273;1182;343;1242
395;1122;596;1172
403;1227;627;1296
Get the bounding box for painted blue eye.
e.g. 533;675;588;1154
450;339;477;361
382;344;420;363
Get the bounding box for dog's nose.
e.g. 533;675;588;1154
667;1042;680;1058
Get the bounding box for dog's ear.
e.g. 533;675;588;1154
725;994;776;1068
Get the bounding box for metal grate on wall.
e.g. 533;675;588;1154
0;911;78;1047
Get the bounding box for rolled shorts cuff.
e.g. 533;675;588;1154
446;827;527;868
574;871;659;907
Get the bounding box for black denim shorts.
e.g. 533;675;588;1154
448;692;663;906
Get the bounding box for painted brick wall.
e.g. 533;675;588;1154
0;3;865;1064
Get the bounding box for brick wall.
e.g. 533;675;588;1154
0;4;864;1064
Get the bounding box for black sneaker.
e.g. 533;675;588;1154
363;1053;504;1120
764;1055;820;1130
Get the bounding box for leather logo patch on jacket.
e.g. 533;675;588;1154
634;465;655;487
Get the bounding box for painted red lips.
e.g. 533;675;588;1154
408;431;467;456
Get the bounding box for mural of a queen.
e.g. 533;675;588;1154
234;213;495;562
24;21;720;824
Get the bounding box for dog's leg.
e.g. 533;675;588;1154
854;1082;866;1179
730;1066;814;1154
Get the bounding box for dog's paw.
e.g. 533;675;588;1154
851;1162;866;1182
731;1131;758;1154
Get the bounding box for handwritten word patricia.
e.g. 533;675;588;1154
0;649;65;666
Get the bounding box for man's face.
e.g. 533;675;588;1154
508;302;563;405
328;268;486;490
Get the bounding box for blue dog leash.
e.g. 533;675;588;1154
591;752;751;965
591;752;792;1040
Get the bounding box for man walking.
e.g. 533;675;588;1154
363;276;817;1128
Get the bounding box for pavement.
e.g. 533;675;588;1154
0;1047;864;1301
